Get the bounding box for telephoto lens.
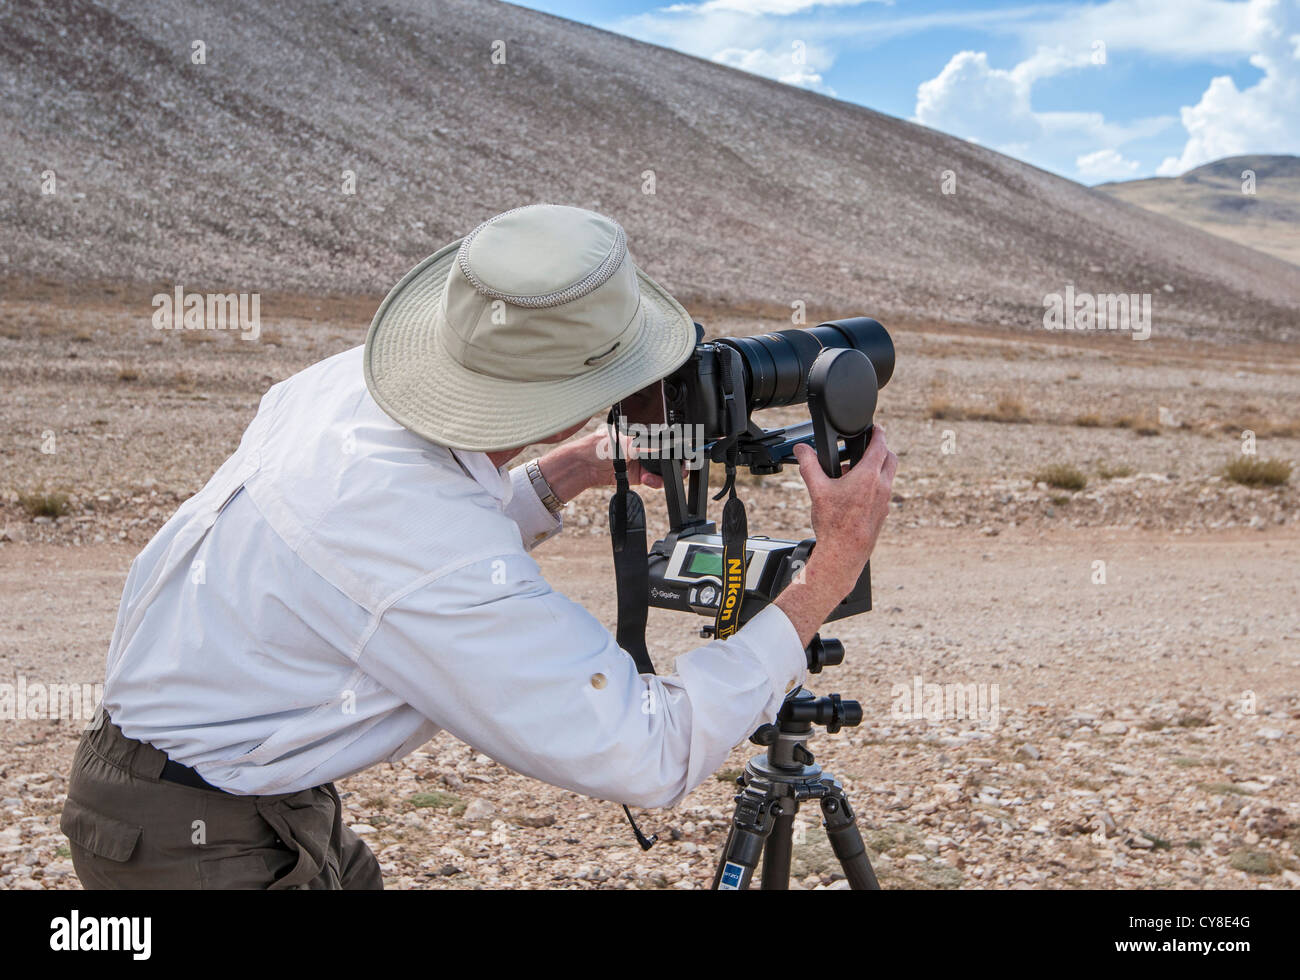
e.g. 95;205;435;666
720;316;894;413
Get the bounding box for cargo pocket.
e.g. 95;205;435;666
255;789;337;890
198;852;285;890
60;798;142;863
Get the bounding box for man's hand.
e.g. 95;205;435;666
536;428;662;505
775;426;898;648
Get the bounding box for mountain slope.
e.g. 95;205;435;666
1;0;1298;342
1098;156;1300;267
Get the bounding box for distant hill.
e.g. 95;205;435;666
1;0;1298;342
1098;156;1300;267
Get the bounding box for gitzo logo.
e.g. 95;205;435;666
1042;284;1150;340
151;285;261;340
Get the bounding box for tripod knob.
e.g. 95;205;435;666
750;723;779;746
806;634;845;674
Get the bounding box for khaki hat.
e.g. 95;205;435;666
363;204;696;452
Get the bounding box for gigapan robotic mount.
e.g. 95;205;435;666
608;317;893;888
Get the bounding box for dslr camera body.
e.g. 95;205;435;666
625;317;895;635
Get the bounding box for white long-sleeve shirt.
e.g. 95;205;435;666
102;346;806;806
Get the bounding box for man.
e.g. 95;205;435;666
61;204;897;888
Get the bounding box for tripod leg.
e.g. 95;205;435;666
760;802;795;890
712;779;776;890
711;826;739;889
821;787;880;890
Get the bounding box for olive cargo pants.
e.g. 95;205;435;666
60;713;383;889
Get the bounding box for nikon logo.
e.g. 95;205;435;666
720;557;744;615
151;285;261;340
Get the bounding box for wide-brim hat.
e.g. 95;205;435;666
363;204;697;452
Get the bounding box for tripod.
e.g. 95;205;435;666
712;644;880;890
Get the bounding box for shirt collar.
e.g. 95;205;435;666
450;448;514;507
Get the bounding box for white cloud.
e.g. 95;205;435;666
1019;0;1262;58
615;0;1299;180
1076;148;1142;179
664;0;889;16
1155;0;1300;174
713;46;837;93
913;46;1171;177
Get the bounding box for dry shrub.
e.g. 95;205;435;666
1033;464;1087;491
18;491;70;518
974;396;1029;424
1223;458;1292;487
929;396;965;420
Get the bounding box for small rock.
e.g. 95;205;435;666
463;798;495;821
1099;721;1129;736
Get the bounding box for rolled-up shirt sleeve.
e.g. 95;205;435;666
355;552;806;808
504;465;563;550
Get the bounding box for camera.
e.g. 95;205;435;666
621;316;895;635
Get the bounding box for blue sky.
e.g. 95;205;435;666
514;0;1300;184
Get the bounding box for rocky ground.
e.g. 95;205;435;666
1;288;1297;889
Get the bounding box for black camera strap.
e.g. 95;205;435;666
606;405;659;851
607;405;655;677
714;456;747;639
712;351;748;639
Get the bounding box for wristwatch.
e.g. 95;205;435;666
525;459;565;515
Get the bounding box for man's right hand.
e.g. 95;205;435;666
775;426;898;648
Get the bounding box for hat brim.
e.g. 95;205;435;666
363;239;698;452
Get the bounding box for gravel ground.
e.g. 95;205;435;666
1;293;1297;889
2;530;1297;890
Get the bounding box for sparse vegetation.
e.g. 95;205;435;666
117;368;140;382
975;396;1030;424
1219;417;1300;438
1223;457;1292;487
1140;831;1172;851
1033;464;1087;491
18;491;70;518
1097;463;1135;479
928;396;965;420
1229;849;1279;875
408;791;465;815
1198;782;1253;796
1073;414;1102;427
